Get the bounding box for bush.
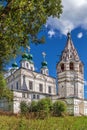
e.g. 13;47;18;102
52;100;66;116
36;98;52;118
20;101;29;115
29;101;38;112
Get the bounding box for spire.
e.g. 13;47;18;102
61;32;80;61
41;52;48;68
40;52;49;75
27;46;34;64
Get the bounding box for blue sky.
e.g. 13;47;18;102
7;0;87;98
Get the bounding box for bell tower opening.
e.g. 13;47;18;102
70;62;74;70
60;63;64;72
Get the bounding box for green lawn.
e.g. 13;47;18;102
0;115;87;130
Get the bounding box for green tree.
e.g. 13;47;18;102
0;0;63;70
53;100;66;116
29;100;38;112
0;73;13;101
20;101;29;114
37;98;52;118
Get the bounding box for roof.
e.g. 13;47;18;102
60;32;80;62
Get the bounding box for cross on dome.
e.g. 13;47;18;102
42;52;46;61
27;46;31;53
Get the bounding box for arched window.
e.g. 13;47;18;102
70;62;74;70
79;63;83;73
26;63;29;68
61;63;64;72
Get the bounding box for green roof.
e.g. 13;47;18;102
41;61;47;68
12;62;18;68
22;52;28;59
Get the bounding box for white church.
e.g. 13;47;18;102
3;32;87;116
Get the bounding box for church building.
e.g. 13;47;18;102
2;32;87;116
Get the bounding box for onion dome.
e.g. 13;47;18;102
41;61;48;68
28;54;34;63
22;52;28;60
12;62;18;68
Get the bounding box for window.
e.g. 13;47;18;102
22;93;25;98
16;82;18;90
37;95;40;99
70;62;74;70
29;81;33;90
61;63;64;72
48;86;51;93
39;84;43;92
79;63;83;73
33;94;36;99
26;63;29;68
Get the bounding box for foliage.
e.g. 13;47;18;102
29;100;38;112
29;98;53;118
37;98;52;112
20;101;29;114
1;115;87;130
0;0;63;70
36;98;53;118
52;100;66;116
0;73;13;101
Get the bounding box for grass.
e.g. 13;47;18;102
0;115;87;130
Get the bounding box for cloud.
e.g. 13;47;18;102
84;80;87;86
77;32;83;38
46;0;87;35
48;29;55;38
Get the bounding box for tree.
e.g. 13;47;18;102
37;98;52;118
0;0;63;70
29;100;38;112
0;73;13;101
20;101;29;114
53;100;66;116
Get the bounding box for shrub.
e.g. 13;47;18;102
29;101;38;112
20;101;29;115
36;98;52;118
53;100;66;116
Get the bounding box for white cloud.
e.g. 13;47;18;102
84;80;87;86
46;0;87;35
77;32;83;38
48;29;55;38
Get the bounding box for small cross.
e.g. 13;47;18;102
42;52;46;61
27;46;31;53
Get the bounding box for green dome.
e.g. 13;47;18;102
28;54;33;60
22;52;29;61
28;54;33;63
41;61;47;67
12;62;18;68
22;52;28;59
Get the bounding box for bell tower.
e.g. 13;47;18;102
56;32;84;99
